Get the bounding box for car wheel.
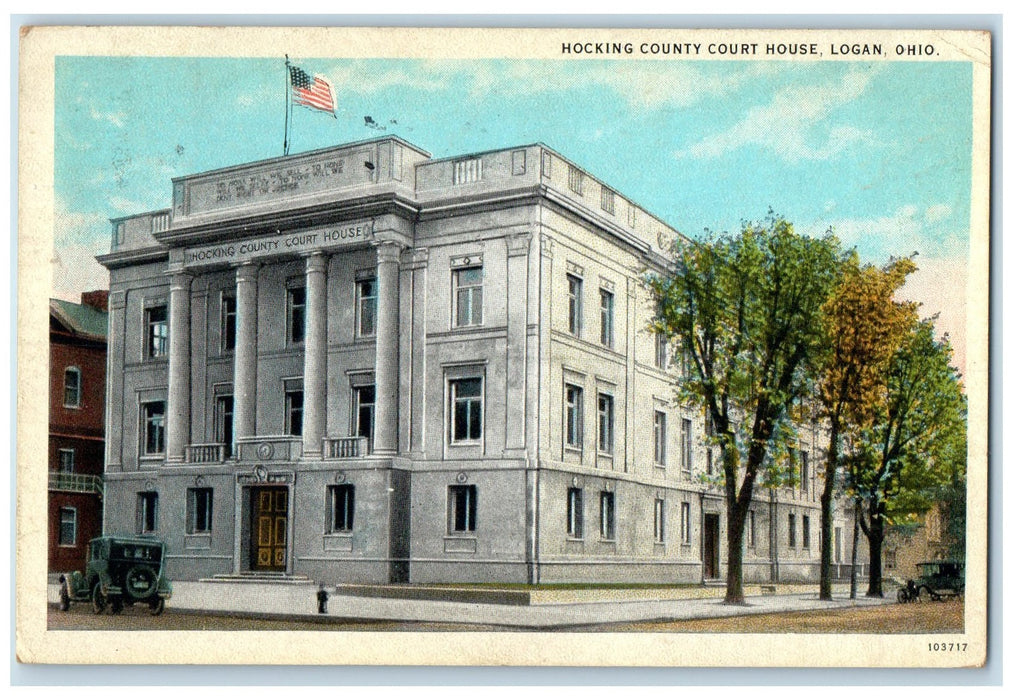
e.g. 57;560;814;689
148;598;165;616
110;597;124;615
59;581;71;611
896;589;908;604
91;583;107;614
124;565;158;601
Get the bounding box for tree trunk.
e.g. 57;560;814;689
865;502;885;597
725;497;746;604
819;422;841;601
849;499;861;599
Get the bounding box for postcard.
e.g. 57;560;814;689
17;25;990;668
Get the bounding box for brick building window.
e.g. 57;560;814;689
449;378;483;444
285;388;304;436
681;419;693;475
58;448;75;473
802;514;811;549
597;393;614;455
681;502;692;545
788;513;797;548
653;411;667;466
63;367;81;407
654;498;666;543
58;507;77;546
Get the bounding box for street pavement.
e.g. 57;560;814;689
47;580;894;629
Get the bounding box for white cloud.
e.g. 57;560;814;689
52;197;111;300
675;66;880;162
925;203;953;224
89;106;126;128
898;256;968;378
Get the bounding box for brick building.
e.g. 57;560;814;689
49;292;108;572
97;137;855;584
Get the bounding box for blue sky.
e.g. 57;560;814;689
53;56;975;370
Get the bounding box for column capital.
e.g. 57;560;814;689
109;290;127;311
540;234;555;258
373;239;405;265
235;261;261;284
304;250;329;274
507;232;532;257
167;264;192;279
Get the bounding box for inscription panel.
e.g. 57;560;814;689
184;220;374;268
176;148;373;218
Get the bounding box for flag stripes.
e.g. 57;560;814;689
289;65;336;116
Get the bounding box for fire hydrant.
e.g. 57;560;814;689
316;584;329;614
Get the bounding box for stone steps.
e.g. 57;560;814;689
200;572;316;585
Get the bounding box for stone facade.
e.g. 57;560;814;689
98;136;858;584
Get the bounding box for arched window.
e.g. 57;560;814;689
63;367;81;407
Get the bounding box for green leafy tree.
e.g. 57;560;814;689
849;319;967;596
646;213;842;604
814;257;918;600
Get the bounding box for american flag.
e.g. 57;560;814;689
289;65;337;116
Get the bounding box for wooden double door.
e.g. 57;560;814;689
251;486;288;572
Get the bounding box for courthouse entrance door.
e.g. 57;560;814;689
703;513;720;579
250;486;288;572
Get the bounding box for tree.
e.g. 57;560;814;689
813;257;918;600
848;319;966;596
646;213;842;604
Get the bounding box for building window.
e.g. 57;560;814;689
58;507;77;546
567;274;583;336
834;526;843;562
681;419;693;474
453;266;484;327
788;513;797;548
138;492;158;533
146;305;168;359
885;549;897;570
599;491;615;540
597;393;614;455
802;514;811;549
654;498;666;543
186;487;213;534
748;509;756;548
568;165;584;195
565;384;584;449
63;367;81;407
353;385;375;443
681;502;692;545
601;187;615;214
221;294;236;352
800;450;810;492
57;448;75;473
599;289;614;347
653;411;667;466
215;395;234;457
142;401;165;455
285;389;304;436
448;484;477;533
287;286;306;344
327;484;355;532
448;378;483;444
655;334;668;370
705;415;715;476
356;278;377;337
453;157;483;184
567;487;584;539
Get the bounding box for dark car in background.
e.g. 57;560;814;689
58;536;172;615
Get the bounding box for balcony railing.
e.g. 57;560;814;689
49;472;104;496
185;443;229;464
323;436;370;460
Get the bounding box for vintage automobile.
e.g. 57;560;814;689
58;536;172;615
896;560;965;603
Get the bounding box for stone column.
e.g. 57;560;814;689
105;290;127;471
373;241;402;455
301;252;328;458
505;233;531;454
166;268;192;463
233;263;260;445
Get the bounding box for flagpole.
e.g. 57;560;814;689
283;55;291;156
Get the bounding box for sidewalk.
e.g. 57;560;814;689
48;580;894;629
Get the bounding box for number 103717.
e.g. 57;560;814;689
929;642;967;652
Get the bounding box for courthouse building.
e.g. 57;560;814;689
98;136;851;584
